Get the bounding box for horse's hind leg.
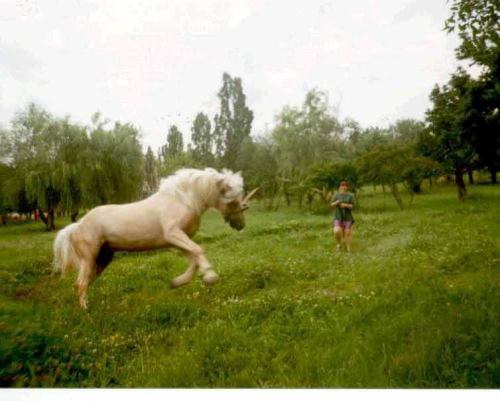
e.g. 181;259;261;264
73;239;100;309
75;257;96;309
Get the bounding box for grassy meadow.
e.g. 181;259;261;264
0;183;499;388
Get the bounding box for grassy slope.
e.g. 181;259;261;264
0;184;499;388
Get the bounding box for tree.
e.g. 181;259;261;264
350;126;391;156
271;89;345;208
390;119;426;144
460;71;500;183
54;118;90;221
425;71;478;200
445;0;499;71
233;136;279;208
162;125;184;161
86;121;144;206
0;162;17;224
444;0;500;183
143;146;159;196
213;72;254;170
356;144;437;209
308;161;359;206
9;104;62;229
190;112;214;166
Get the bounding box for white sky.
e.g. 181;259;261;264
0;0;463;151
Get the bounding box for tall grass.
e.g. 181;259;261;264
0;184;498;387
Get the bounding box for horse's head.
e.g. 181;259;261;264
220;188;259;231
216;170;258;231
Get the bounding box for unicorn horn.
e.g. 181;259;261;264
243;187;260;204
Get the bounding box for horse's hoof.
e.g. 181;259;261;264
170;278;182;289
203;271;220;286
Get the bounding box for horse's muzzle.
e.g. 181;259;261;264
230;221;244;231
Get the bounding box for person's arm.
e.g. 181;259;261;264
330;194;340;208
340;194;355;209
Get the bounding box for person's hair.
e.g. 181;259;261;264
339;181;349;188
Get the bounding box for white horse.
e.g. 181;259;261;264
53;168;258;309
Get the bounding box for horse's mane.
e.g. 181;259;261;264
158;168;244;214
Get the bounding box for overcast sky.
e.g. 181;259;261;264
1;0;463;151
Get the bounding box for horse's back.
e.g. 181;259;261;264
79;199;167;251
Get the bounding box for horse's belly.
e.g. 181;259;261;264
111;242;169;252
108;238;169;252
105;229;168;252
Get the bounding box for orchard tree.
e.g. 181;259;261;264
445;0;499;70
308;161;359;206
425;71;477;200
444;0;499;183
356;144;437;209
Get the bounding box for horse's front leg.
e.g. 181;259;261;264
165;229;220;285
170;258;197;288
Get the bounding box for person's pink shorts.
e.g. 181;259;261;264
333;220;353;230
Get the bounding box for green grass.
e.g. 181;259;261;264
0;184;499;388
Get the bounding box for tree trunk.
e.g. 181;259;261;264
39;208;48;228
41;208;56;231
390;183;404;210
0;214;6;225
306;192;313;210
455;168;466;201
490;166;497;184
466;166;474;185
428;177;433;188
284;190;291;207
71;210;79;222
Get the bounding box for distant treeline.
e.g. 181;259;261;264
0;0;498;230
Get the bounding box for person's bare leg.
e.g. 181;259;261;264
333;227;342;252
344;228;352;252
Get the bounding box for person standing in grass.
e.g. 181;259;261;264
330;181;355;252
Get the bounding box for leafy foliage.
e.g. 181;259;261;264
190;113;214;166
214;72;254;170
445;0;499;69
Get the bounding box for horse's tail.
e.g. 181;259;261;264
53;222;80;276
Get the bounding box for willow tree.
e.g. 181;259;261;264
86;121;144;205
8;104;59;229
